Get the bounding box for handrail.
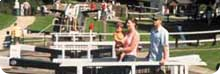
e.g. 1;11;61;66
52;38;220;45
51;29;220;48
169;30;220;35
127;5;159;10
51;29;220;36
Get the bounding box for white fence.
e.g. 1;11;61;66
9;44;207;74
48;30;220;61
51;41;115;59
53;54;207;74
51;29;220;47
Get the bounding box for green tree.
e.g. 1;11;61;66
42;0;54;4
0;0;14;14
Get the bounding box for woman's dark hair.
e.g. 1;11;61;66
127;17;137;24
126;17;137;28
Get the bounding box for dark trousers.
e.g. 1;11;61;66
122;55;136;74
13;37;21;44
122;55;136;61
149;66;165;74
24;9;29;16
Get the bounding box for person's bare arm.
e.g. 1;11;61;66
160;31;169;65
160;45;169;65
119;52;125;61
123;33;139;53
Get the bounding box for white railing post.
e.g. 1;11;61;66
171;65;178;74
131;65;136;74
62;45;65;59
184;65;189;74
180;65;184;74
112;43;116;58
88;31;93;59
77;65;83;74
10;45;21;58
55;33;58;42
88;43;91;59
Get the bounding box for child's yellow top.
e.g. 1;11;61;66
11;26;22;37
114;32;124;42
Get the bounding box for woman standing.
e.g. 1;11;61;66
117;17;140;61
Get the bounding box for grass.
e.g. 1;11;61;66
85;18;104;32
170;42;220;70
85;17;175;41
28;16;54;32
170;49;220;70
119;15;127;21
0;13;16;30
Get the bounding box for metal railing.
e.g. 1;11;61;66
52;29;220;48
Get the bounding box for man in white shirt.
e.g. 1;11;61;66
14;0;20;16
146;15;169;74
